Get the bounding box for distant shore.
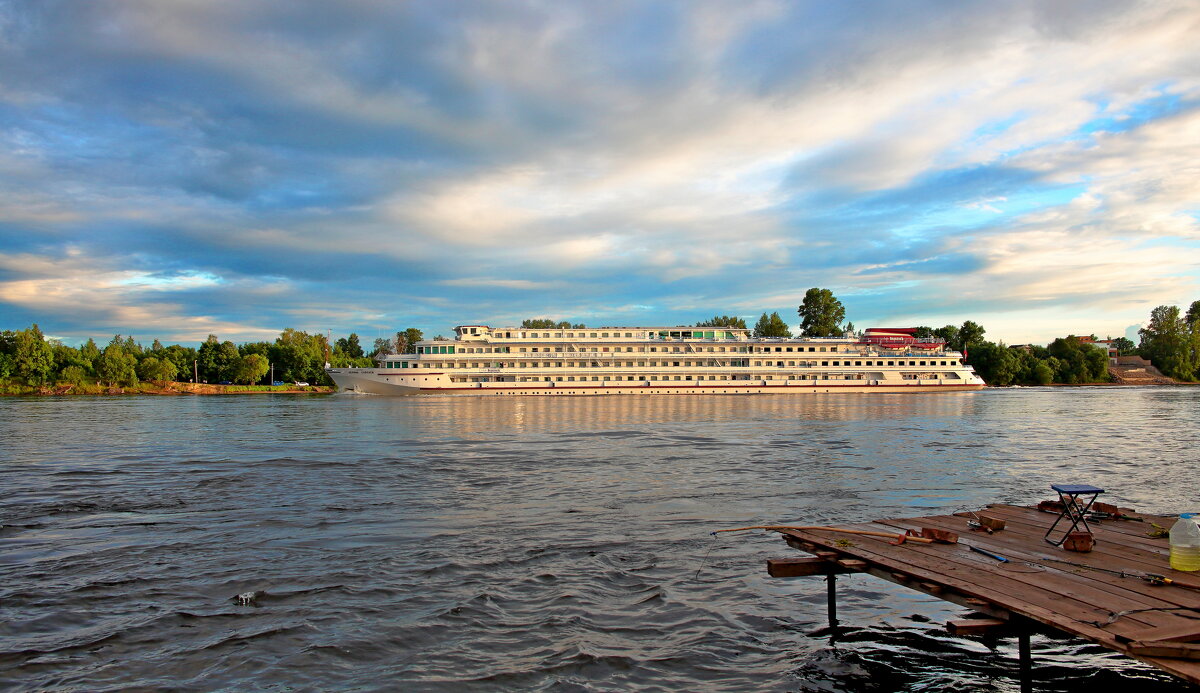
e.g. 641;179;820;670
1;381;334;396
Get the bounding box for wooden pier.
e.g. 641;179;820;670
764;504;1200;689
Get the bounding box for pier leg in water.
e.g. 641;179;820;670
1018;631;1032;693
826;574;838;631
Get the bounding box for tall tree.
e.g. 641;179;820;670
1185;300;1200;326
80;338;101;373
196;335;221;382
398;328;423;354
695;315;748;330
958;321;986;350
230;354;269;384
1111;337;1135;356
335;333;364;358
136;356;178;383
95;343;138;386
1139;305;1194;380
371;337;391;356
12;324;55;384
753;312;793;338
933;325;960;350
797;288;845;337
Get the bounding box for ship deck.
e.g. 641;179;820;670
763;503;1200;689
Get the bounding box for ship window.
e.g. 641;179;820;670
625;333;632;337
855;361;861;366
819;347;826;352
920;361;927;366
590;333;597;338
786;347;793;352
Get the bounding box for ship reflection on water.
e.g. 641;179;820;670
370;391;983;438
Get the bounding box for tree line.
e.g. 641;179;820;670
688;289;1200;386
0;325;424;388
5;298;1196;389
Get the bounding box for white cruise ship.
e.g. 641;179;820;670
325;324;986;396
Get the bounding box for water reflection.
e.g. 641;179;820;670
1;388;1197;692
362;391;982;438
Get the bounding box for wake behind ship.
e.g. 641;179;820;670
326;324;985;396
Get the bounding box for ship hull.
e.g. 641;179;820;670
327;370;983;396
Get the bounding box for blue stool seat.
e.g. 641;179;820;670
1045;484;1104;546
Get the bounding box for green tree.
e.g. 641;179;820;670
230;354;269;384
371;337;392;356
52;342;91;380
335;333;364;358
95;343;139;386
1185;300;1200;326
753;312;793;338
136;356;178;382
1111;337;1135;356
162;344;198;382
59;365;89;384
696;315;748;329
912;326;935;339
197;335;221;382
79;338;101;374
13;324;55;384
965;341;1018;386
958;321;986;350
398;328;424;354
1139;305;1194;380
933;325;960;350
270;329;329;384
521;319;561;329
797;288;845;337
1031;360;1054;385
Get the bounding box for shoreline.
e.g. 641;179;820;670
1;381;334;397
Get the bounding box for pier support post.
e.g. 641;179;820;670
1018;631;1032;693
826;574;838;629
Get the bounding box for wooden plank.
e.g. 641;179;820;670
766;557;857;578
916;510;1180;585
876;515;1200;633
979;505;1171;552
946;617;1008;636
1118;623;1200;644
1127;641;1200;660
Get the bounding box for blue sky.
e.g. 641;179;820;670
1;1;1198;346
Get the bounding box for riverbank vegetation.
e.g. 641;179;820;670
0;325;419;393
4;297;1197;392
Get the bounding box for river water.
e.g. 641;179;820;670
1;387;1197;691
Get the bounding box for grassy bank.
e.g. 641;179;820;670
0;379;334;396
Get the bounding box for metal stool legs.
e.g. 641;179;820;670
1044;484;1104;546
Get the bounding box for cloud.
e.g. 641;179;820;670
0;0;1197;345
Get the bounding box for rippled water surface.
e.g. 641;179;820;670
2;388;1198;691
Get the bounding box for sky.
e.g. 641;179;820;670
1;0;1198;347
